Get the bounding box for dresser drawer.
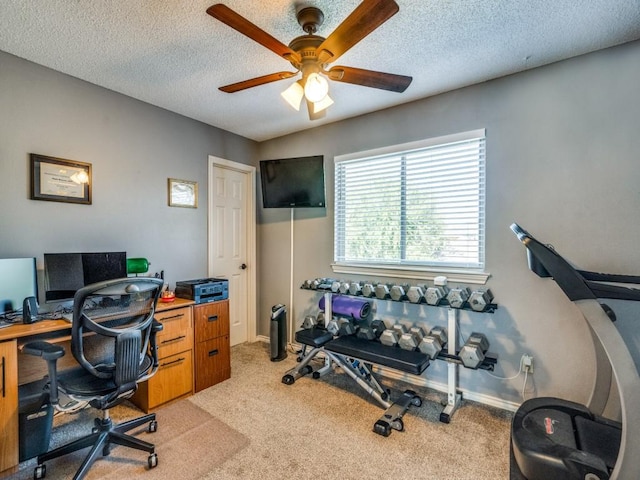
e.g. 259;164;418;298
194;301;229;341
194;335;230;392
155;306;193;359
133;350;193;412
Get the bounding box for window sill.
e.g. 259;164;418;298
330;263;490;285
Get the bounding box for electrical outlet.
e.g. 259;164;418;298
521;354;534;373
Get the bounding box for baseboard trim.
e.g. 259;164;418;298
372;365;520;412
259;335;520;412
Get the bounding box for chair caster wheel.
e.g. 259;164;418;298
34;464;46;479
282;374;295;385
148;452;158;469
149;420;158;433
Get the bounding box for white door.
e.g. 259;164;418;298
208;157;256;346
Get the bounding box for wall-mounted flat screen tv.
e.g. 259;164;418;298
260;155;326;208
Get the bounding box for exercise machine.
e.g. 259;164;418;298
510;223;640;480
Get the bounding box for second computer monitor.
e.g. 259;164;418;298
44;252;127;303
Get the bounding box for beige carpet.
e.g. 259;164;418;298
190;342;513;480
8;400;248;480
10;342;513;479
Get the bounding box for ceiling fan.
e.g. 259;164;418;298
206;0;412;120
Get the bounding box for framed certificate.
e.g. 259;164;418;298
30;154;92;204
168;178;198;208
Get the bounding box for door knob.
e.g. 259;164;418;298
240;263;247;270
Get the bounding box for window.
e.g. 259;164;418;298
334;129;486;276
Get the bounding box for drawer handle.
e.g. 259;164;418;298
208;315;218;322
160;357;185;368
161;335;186;344
208;349;219;357
159;313;184;321
1;357;5;398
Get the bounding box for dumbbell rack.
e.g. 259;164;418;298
301;282;497;423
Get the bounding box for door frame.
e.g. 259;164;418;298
207;155;257;343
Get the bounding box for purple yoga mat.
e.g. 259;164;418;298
318;295;371;321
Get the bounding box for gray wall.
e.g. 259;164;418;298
0;51;257;297
256;40;640;407
3;38;639;409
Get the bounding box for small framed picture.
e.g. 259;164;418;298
168;178;198;208
30;154;92;204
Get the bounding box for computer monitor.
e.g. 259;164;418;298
44;252;127;303
0;257;38;315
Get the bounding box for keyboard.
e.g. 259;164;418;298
0;318;14;329
61;304;138;323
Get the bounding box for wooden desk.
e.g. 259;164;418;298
1;316;73;474
0;297;196;476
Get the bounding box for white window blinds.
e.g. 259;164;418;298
334;130;486;270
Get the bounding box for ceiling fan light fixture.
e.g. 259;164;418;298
313;93;334;114
281;81;304;111
304;72;329;103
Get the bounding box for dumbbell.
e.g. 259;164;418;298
371;319;386;337
362;282;376;298
418;326;448;359
330;280;341;293
302;279;313;289
349;281;363;296
459;332;490;369
301;315;316;329
374;284;391;300
446;287;471;308
357;327;376;340
338;318;357;336
392;323;408;337
407;285;425;304
316;311;325;328
425;286;449;306
317;279;333;290
469;289;494;312
390;284;410;302
398;326;426;351
339;281;351;294
310;278;322;290
380;329;400;347
357;318;385;340
326;318;340;336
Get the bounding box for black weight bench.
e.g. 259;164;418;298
324;335;430;376
282;328;429;436
281;328;335;385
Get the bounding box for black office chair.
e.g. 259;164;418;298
22;277;164;480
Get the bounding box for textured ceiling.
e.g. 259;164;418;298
1;1;639;141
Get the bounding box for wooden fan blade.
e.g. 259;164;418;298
327;66;412;92
306;99;326;121
219;71;298;93
316;0;399;64
207;4;301;64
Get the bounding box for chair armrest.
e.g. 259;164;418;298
152;319;164;333
21;341;65;405
22;340;65;361
149;319;164;368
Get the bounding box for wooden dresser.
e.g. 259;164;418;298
131;297;232;410
193;300;231;392
131;298;195;412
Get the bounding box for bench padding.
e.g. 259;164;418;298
326;335;429;375
295;328;334;347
